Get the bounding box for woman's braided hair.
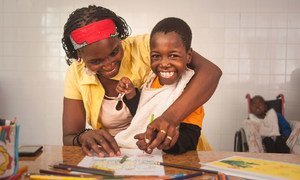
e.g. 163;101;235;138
62;5;131;65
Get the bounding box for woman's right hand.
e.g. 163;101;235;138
79;129;121;157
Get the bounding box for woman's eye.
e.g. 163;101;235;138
110;46;120;57
89;60;102;65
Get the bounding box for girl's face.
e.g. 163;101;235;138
250;97;268;118
150;32;192;85
78;37;124;79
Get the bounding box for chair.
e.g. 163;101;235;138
234;94;285;152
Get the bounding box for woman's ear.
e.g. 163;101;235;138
77;50;83;62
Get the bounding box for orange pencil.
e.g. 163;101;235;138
9;165;28;180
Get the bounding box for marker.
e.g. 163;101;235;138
119;155;128;164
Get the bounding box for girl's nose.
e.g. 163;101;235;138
160;57;171;67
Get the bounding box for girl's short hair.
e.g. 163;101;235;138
150;17;192;51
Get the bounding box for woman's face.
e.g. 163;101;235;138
78;37;124;79
150;32;191;85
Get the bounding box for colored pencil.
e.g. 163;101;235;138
150;114;155;123
156;162;218;174
171;172;204;180
119;155;128;164
52;163;114;177
156;162;228;180
9;165;28;180
39;169;85;177
29;174;96;180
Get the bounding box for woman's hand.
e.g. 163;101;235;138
79;129;121;157
134;116;179;153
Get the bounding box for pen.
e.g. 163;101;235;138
119;155;128;164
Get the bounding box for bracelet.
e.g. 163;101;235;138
72;129;92;146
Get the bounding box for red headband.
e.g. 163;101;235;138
70;19;118;50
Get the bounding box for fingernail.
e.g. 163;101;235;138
99;153;104;157
117;151;121;156
145;138;149;143
147;148;151;152
109;152;115;157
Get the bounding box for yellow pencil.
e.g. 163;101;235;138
29;174;97;180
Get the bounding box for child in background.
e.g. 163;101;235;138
114;17;204;155
249;95;291;153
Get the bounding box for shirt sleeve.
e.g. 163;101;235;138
277;113;292;137
163;123;201;155
123;88;141;116
64;62;82;100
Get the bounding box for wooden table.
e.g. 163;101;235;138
19;145;300;179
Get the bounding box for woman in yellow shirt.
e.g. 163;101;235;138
62;5;222;157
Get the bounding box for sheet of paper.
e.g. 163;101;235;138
200;156;300;180
77;148;165;176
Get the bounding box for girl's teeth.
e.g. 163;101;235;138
160;72;174;78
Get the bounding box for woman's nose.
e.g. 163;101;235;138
102;56;115;65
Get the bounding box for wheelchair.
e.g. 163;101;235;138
234;94;285;152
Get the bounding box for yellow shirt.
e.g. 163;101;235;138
64;34;151;129
151;77;204;128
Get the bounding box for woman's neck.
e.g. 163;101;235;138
97;75;119;97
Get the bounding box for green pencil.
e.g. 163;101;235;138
120;155;128;164
150;114;154;123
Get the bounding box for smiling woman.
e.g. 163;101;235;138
61;5;222;158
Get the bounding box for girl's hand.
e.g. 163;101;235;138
79;129;121;157
134;133;148;151
135;116;180;153
116;77;136;100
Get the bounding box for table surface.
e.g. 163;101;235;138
19;145;300;179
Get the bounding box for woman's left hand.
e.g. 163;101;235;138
134;116;179;153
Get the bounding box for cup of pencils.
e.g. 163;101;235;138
0;117;20;179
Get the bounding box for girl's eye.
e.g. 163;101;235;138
169;54;179;59
151;54;160;61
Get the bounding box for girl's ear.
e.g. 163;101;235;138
187;48;192;64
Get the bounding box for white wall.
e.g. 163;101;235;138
0;0;299;151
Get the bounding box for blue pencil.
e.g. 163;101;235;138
171;172;204;180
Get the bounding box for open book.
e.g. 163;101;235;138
200;156;300;180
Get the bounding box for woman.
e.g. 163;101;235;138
62;5;222;157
